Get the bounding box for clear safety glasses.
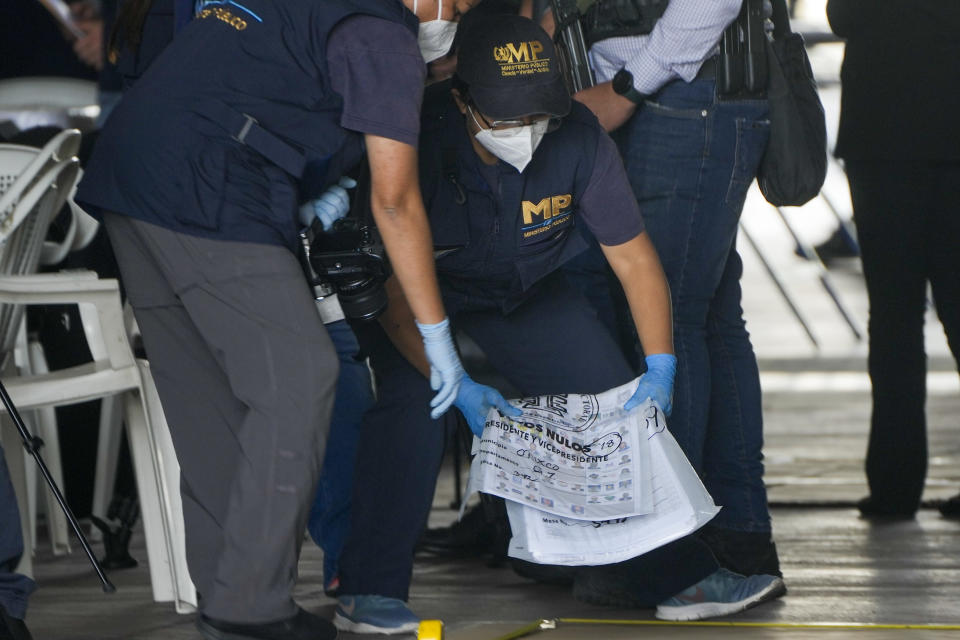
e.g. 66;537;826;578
469;104;562;138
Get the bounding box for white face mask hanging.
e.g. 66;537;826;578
413;0;458;63
469;107;549;173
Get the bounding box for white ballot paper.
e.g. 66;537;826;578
505;400;720;566
465;377;657;521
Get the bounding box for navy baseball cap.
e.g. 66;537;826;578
455;14;571;120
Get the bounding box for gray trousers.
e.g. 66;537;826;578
104;213;337;623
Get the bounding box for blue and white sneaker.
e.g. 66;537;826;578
655;568;786;621
333;595;420;635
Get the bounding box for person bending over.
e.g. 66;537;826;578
75;0;479;638
334;14;785;635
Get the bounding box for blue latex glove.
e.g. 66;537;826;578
298;176;357;229
454;374;523;437
624;353;677;416
416;317;465;419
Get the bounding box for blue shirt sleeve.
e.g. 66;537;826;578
589;0;741;91
326;15;426;147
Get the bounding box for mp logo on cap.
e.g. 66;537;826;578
493;41;545;64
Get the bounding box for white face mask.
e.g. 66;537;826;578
469;107;549;173
413;0;458;63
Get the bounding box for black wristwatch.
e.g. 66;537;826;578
612;69;649;105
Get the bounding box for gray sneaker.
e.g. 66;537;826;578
655;569;786;621
333;595;419;635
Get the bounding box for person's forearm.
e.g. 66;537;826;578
378;276;432;377
371;193;445;325
602;233;673;356
365;133;446;326
573;82;637;133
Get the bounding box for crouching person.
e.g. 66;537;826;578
334;14;785;634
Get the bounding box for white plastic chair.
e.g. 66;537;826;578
0;154;82;578
0;137;196;612
0;131;101;555
0;274;197;612
0;130;84;555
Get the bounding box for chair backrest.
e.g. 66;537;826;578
0;129;81;227
40;167;100;267
0;157;81;356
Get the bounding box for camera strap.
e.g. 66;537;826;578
194;98;308;178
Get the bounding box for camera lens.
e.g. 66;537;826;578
337;276;387;321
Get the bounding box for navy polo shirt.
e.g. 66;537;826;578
419;87;644;311
77;0;423;249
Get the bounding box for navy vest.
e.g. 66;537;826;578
419;84;600;313
78;0;417;248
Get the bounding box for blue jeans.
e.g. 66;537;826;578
612;76;772;533
307;320;374;586
1;442;35;620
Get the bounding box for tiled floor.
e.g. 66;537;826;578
24;386;960;639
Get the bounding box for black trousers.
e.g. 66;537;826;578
846;160;960;511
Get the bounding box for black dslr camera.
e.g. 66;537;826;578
301;212;390;322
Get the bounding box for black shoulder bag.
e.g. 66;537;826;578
756;0;828;207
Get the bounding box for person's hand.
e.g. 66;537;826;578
454;374;522;437
298;176;357;229
624;353;677;416
71;17;104;70
416;317;465;419
68;1;103;69
573;82;638;133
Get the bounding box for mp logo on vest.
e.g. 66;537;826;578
493;41;551;77
521;194;572;241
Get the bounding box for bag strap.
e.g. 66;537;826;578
770;0;792;40
194;98;308;178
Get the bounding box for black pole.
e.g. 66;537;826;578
0;378;116;593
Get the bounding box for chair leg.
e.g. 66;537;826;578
1;415;33;579
90;394;124;540
122;386;176;604
26;342;71;556
136;360;197;613
123;364;197;613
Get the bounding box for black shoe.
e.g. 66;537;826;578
417;502;490;556
0;606;33;640
572;562;655;609
417;497;510;563
857;496;916;520
697;525;782;577
801;227;859;263
510;558;577;586
196;608;337;640
939;493;960;519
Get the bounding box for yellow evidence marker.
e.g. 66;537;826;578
417;619;443;640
